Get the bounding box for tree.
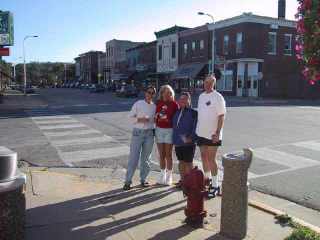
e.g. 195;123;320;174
296;0;320;85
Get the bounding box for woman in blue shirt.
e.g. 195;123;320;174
172;92;197;187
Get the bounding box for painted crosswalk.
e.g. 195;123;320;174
26;108;130;167
26;107;320;181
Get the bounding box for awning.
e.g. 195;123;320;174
111;73;129;81
172;62;206;80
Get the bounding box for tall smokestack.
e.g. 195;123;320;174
278;0;286;19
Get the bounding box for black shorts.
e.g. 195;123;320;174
197;136;222;147
175;145;195;163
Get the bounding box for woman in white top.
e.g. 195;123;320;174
123;86;156;190
196;75;226;198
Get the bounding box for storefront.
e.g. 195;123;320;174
171;62;208;93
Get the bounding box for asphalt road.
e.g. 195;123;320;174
1;88;320;211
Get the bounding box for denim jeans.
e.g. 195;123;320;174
125;128;154;184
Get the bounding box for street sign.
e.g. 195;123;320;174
0;47;9;56
0;11;14;46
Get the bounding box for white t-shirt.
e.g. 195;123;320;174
196;90;226;140
128;100;156;130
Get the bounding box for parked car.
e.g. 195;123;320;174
117;85;139;98
90;84;105;93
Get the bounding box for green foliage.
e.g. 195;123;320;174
296;0;320;84
14;62;75;86
285;226;320;240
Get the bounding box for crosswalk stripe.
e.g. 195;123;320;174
253;148;319;169
58;146;130;163
34;119;79;125
291;141;320;152
31;115;71;120
52;136;115;147
298;106;320;110
44;129;101;138
39;123;87;130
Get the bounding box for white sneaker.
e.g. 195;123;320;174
165;170;173;186
157;169;166;185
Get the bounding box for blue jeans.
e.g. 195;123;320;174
125;128;155;184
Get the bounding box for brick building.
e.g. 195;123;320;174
152;26;189;89
172;24;212;92
207;12;301;98
76;51;104;84
126;41;157;88
105;39;142;87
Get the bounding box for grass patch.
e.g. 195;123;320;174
275;214;320;240
285;226;320;240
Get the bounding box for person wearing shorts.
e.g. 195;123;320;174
155;85;179;185
172;92;197;187
196;75;226;198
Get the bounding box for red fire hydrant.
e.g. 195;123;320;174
182;166;208;227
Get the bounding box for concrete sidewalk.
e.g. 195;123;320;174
25;167;297;240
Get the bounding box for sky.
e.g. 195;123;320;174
1;0;298;63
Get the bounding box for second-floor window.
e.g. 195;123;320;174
223;35;229;55
200;40;204;50
192;41;196;51
184;43;188;55
284;34;292;55
236;32;243;54
268;32;277;55
172;42;176;59
158;45;162;60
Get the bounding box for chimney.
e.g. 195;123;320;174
278;0;286;19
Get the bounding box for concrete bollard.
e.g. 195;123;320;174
0;146;26;240
220;148;253;240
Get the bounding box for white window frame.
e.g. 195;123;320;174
184;43;188;55
223;35;229;55
236;32;243;54
200;40;204;50
268;32;277;55
284;34;292;56
217;70;233;92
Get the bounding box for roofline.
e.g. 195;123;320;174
154;25;190;38
126;41;157;52
208;13;297;30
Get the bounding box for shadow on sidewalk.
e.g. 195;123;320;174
27;185;187;240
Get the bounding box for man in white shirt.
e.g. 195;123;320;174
123;86;156;190
196;75;226;198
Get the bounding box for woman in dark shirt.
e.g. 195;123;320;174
172;92;197;186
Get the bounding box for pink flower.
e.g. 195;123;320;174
309;80;315;85
302;67;309;77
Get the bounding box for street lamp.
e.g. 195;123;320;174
23;35;38;95
198;12;215;75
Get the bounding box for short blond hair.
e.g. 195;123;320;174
158;84;175;101
205;74;217;86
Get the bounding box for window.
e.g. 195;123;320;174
200;40;204;50
172;42;176;59
268;32;277;55
192;41;196;51
223;35;229;55
284;34;292;55
216;70;233;91
236;33;243;54
158;45;162;60
183;43;188;55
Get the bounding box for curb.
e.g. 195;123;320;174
248;200;320;234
